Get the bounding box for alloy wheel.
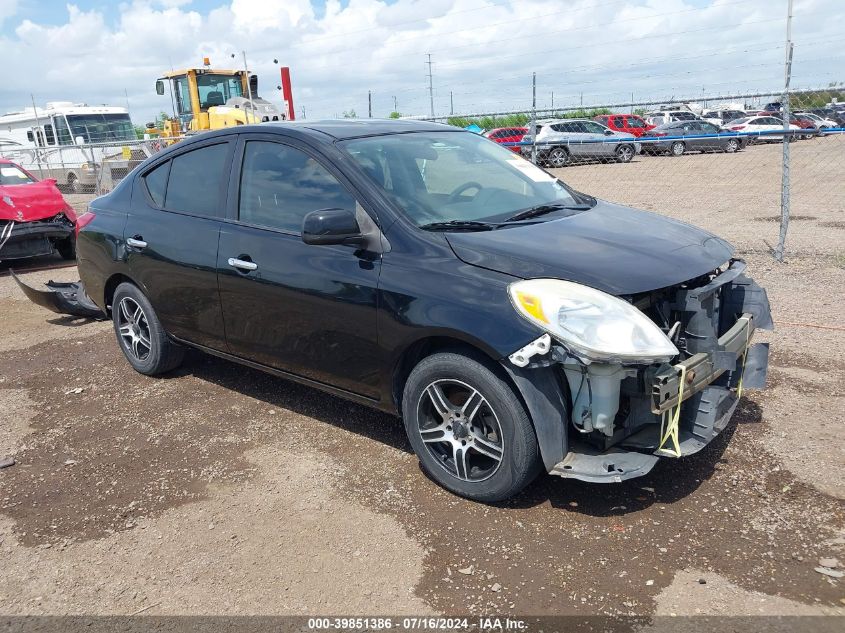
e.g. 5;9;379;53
671;141;685;156
547;148;569;167
617;145;634;162
726;139;739;153
117;297;152;361
416;379;504;482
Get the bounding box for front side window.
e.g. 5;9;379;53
238;141;356;233
66;114;135;143
164;143;229;216
581;121;607;134
53;116;73;145
44;124;56;146
342;131;582;227
0;164;35;185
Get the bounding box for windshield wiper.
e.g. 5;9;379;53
504;202;592;223
419;220;499;231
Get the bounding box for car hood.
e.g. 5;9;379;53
445;200;734;295
0;181;75;223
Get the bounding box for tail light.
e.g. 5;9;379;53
75;210;95;237
730;125;744;130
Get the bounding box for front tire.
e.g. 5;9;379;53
55;236;76;260
402;352;541;502
112;282;184;376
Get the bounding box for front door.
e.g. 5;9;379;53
125;137;235;350
217;135;383;399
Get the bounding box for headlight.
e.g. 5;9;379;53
508;279;679;364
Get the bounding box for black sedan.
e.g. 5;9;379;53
71;119;771;502
640;120;747;156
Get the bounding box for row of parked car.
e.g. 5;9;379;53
482;103;845;167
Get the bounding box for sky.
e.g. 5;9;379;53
1;0;843;125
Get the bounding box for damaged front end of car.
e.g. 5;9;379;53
503;259;772;483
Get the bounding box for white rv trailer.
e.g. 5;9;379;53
0;102;136;192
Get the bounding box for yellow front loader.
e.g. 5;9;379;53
153;59;284;138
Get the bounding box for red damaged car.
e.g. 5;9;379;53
0;159;77;262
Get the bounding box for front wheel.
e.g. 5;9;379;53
402;352;542;502
615;144;635;163
112;282;184;376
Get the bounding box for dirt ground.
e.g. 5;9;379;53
1;137;843;624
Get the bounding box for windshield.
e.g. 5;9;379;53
0;164;35;185
67;114;135;143
342;131;584;226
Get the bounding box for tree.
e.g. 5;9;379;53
388;111;402;119
342;109;357;119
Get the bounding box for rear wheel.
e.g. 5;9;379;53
112;282;184;375
546;146;570;168
725;139;740;153
670;141;686;156
402;352;541;502
615;144;635;163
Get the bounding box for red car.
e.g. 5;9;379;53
594;114;655;137
0;159;78;261
483;127;528;153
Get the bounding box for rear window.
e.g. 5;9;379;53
164;143;229;217
143;161;169;207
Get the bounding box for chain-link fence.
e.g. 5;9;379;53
447;88;845;259
6;88;843;262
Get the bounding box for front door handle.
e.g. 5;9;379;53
126;237;147;249
228;257;258;272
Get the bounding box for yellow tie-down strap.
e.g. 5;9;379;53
656;315;753;458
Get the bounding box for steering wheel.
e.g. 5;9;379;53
448;181;484;202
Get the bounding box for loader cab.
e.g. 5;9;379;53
156;69;251;132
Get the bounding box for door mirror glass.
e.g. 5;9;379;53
604;129;614;135
302;208;364;246
156;80;165;96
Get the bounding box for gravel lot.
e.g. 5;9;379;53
1;137;843;622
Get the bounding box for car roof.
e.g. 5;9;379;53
268;118;455;140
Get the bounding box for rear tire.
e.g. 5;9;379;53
670;141;686;156
67;174;82;194
402;352;542;502
546;146;570;168
725;139;740;153
112;282;184;376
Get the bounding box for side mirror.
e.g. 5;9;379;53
155;80;165;96
302;208;365;246
604;129;614;135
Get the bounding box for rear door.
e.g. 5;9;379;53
216;134;383;398
125;137;235;350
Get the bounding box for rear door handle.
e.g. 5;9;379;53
228;257;258;272
126;237;147;249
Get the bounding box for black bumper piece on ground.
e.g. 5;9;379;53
11;271;105;319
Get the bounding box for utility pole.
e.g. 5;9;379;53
775;0;794;263
530;72;537;164
368;90;372;118
241;51;256;118
450;91;454;115
393;95;397;113
426;53;435;119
